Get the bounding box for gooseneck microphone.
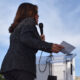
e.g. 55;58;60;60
39;23;43;35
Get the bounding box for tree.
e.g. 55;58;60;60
0;74;5;80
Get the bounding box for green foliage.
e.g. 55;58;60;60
0;74;5;80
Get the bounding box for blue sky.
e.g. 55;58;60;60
0;0;80;76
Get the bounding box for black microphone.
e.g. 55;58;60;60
39;23;43;35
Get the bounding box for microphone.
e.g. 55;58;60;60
39;23;43;35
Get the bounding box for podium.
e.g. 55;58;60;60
35;53;76;80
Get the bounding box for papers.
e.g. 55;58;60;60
60;41;75;54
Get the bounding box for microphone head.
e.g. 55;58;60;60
39;23;43;35
39;23;43;29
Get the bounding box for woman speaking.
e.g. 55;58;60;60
1;3;64;80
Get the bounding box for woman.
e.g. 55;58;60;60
1;3;64;80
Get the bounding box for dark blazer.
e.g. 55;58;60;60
1;18;52;77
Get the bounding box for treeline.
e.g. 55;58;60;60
0;74;5;80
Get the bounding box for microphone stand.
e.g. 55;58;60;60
47;53;57;80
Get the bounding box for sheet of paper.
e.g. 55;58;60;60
60;41;75;54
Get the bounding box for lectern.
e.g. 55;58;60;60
35;53;76;80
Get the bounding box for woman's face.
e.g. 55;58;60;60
35;14;39;25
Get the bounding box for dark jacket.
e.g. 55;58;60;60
1;18;52;77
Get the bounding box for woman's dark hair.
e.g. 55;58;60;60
9;3;38;33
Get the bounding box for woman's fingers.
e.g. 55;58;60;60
51;44;64;53
40;34;45;41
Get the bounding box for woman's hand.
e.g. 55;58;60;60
51;44;64;53
40;34;45;41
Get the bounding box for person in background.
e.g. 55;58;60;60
0;3;64;80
